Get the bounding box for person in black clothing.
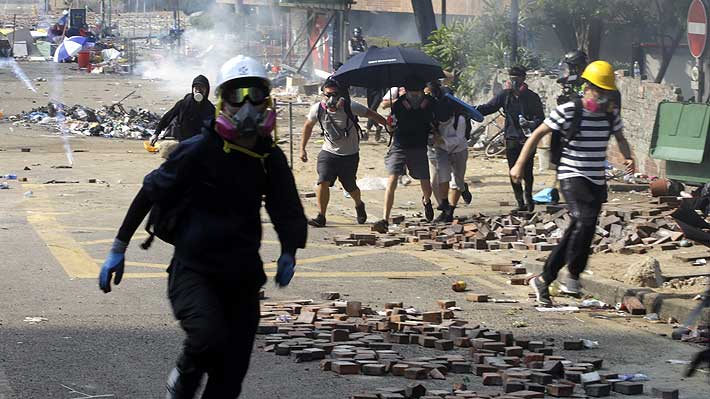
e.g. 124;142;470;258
348;26;367;58
151;75;216;145
475;66;544;211
98;56;307;398
373;78;437;233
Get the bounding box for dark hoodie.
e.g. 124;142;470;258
155;75;216;142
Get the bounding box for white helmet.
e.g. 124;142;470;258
215;55;270;94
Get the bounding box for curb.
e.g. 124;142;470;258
522;260;710;324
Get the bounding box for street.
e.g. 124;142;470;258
1;64;709;398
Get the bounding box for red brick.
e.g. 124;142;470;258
585;383;611;397
466;293;489;302
482;372;503;385
614;381;644;395
546;383;573;397
437;299;456;309
391;363;409;376
404;367;429;380
346;301;363;317
454;337;471;347
435;339;454;351
362;363;386;376
332;361;361;375
651;387;679;399
422;312;443;323
505;346;524;357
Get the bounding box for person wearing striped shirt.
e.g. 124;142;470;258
510;61;635;306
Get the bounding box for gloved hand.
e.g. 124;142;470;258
275;252;296;287
98;238;128;293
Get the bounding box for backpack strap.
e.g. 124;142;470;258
566;97;584;140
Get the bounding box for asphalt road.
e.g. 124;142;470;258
1;63;709;399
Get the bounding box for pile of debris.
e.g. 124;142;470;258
9;101;160;139
334;196;694;255
258;296;678;398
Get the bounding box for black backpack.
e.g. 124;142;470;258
550;97;615;166
140;190;193;250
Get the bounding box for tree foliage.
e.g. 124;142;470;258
423;1;545;99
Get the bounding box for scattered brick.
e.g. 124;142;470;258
622;296;647;315
614;381;644;395
505;346;524;357
332;361;360;375
651;387;679;399
405;383;427;399
482;372;503;385
563;340;584;350
585;383;612;397
546;383;574;397
362;363;387;376
404;367;429;380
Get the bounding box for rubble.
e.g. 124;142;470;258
10;102;160;139
623;257;663;288
334;196;696;257
256;297;662;399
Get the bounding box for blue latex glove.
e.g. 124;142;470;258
99;239;127;293
275;252;296;287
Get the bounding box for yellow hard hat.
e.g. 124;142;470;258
581;60;617;91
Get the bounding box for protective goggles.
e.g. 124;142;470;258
223;86;269;106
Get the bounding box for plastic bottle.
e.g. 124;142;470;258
519;114;532;137
633;61;640;79
2;173;17;180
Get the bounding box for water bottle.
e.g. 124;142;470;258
633;61;640;79
2;173;16;180
519;114;532;137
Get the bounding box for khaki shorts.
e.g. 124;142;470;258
435;148;468;190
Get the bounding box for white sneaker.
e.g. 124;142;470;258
559;278;582;296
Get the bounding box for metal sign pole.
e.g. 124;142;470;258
289;102;294;169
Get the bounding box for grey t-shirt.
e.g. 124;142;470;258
307;100;369;156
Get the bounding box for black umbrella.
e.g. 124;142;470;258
333;46;445;88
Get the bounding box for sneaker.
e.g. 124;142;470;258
530;276;553;306
461;183;472;205
559;277;582;296
308;213;326;228
355;202;367;224
372;219;389;234
423;198;434;222
433;204;454;224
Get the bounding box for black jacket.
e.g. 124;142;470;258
476;88;545;140
117;129;307;286
392;95;437;149
155;93;216;142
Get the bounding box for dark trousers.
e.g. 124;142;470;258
505;139;535;204
366;88;384;130
168;259;261;398
542;177;606;283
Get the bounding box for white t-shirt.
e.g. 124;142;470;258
307;100;369;156
383;87;401;103
435;115;468;154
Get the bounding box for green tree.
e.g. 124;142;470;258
423;0;544;98
528;0;614;60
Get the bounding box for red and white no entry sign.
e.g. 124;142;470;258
688;0;708;58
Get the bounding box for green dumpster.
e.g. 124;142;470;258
650;101;710;184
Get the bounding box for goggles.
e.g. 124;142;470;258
223;86;269;106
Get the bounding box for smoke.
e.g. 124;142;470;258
0;59;37;93
136;4;275;98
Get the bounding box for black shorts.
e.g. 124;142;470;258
317;150;360;192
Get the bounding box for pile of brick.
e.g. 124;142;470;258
333;196;690;255
258;296;676;398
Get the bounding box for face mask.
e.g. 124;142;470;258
583;94;609;113
215;101;276;142
325;95;344;111
193;91;204;103
511;79;527;93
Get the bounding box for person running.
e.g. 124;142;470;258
510;60;634;306
151;75;216;145
373;77;437;233
432;94;470;223
300;77;387;227
98;55;307;398
475;66;544;211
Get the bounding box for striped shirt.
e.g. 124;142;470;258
544;102;623;185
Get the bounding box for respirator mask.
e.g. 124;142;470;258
193;89;204;103
215;86;276;142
